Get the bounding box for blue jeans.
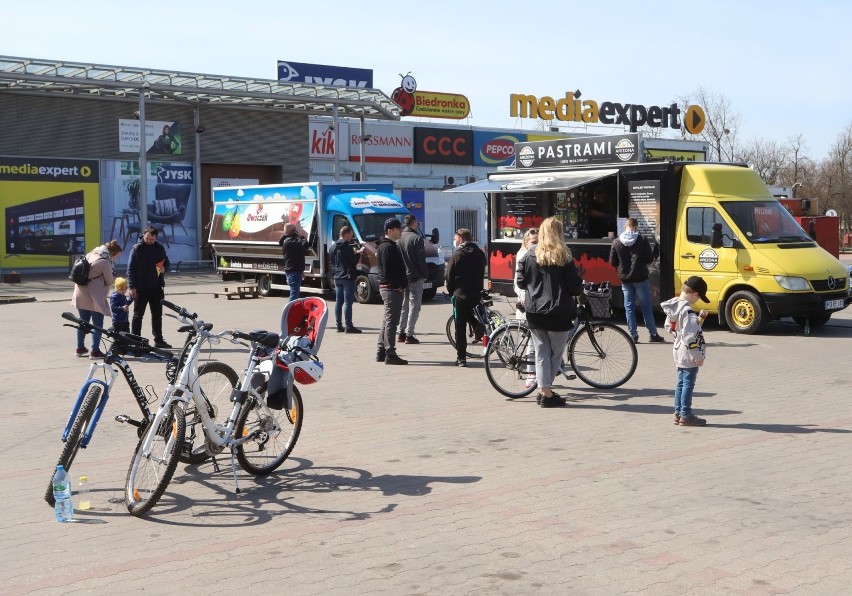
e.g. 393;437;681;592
622;279;658;337
286;271;302;302
77;309;104;350
674;367;699;416
334;278;356;328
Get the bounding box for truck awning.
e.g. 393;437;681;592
449;168;618;193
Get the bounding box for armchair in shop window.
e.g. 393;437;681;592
147;183;192;246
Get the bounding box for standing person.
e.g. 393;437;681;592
516;217;583;407
445;228;486;367
661;276;709;427
329;225;362;334
279;222;309;302
610;217;665;344
109;276;134;334
127;226;171;349
397;214;429;344
375;218;408;365
513;228;538;388
71;240;122;358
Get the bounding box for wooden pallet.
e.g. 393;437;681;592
214;285;260;300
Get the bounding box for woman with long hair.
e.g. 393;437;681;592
516;217;583;407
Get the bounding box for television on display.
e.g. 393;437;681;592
5;190;85;255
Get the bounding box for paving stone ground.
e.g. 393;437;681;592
1;268;850;595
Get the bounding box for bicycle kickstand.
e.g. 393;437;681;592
230;448;242;494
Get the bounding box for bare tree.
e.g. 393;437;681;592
677;86;741;162
738;138;790;185
818;122;852;232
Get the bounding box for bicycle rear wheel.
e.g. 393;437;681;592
236;386;303;475
568;321;637;389
485;322;537;398
44;384;102;506
446;314;485;359
125;401;185;516
180;361;239;464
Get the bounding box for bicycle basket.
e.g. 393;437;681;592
583;282;612;319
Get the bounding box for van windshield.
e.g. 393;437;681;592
720;201;812;244
353;213;408;242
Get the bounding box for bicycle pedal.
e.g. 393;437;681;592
114;414;130;423
563;374;577;380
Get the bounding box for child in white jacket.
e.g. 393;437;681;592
661;276;709;427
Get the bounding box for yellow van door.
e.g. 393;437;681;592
675;204;740;309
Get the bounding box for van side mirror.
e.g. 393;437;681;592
429;227;440;244
710;223;724;248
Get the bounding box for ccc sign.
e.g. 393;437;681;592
414;127;473;165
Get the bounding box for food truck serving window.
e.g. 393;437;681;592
496;193;543;239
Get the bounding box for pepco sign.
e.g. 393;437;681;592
414;127;473;165
473;131;525;166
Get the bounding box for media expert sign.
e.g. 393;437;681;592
473;132;526;166
277;60;373;88
414;127;473;166
410;91;470;119
509;91;706;135
0;156;98;182
516;134;640;168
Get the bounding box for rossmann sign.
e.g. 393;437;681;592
510;90;706;134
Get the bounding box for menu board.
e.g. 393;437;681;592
496;193;544;239
627;180;661;239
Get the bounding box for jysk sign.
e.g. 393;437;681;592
414;127;473;165
515;133;640;168
277;60;373;88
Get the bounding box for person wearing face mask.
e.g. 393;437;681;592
445;228;486;367
127;226;171;348
71;239;122;358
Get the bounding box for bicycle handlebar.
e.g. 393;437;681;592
60;311;174;360
161;299;197;321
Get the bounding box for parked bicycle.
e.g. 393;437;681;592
484;285;638;398
124;298;326;516
45;312;236;506
445;289;508;359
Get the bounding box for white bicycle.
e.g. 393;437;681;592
124;298;326;516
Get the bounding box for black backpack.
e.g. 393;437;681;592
69;256;92;285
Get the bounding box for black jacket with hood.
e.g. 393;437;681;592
329;238;359;280
445;241;486;301
609;230;655;283
516;250;583;331
376;237;408;289
279;232;309;273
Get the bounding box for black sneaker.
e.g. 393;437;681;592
345;326;362;334
648;334;665;343
376;349;386;362
632;335;639;343
455;359;467;367
678;413;707;426
385;352;408;365
539;395;566;408
154;339;172;349
90;349;106;359
336;325;345;333
397;333;407;343
405;336;420;344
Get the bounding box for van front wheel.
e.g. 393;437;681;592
726;290;766;334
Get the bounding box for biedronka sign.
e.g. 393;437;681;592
510;89;705;135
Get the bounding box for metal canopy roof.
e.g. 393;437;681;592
0;55;401;120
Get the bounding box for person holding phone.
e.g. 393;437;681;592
329;225;362;334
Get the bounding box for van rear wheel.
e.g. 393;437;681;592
726;290;766;334
355;274;376;304
257;274;277;297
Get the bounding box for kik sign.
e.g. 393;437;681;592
277;60;373;88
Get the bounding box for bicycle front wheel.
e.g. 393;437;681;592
568;321;637;389
180;361;239;464
485;322;537;398
125;401;186;517
44;384;102;506
236;386;303;475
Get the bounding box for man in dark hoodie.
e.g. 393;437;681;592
445;228;486;367
279;222;309;301
328;225;362;333
609;217;664;343
375;218;408;365
127;226;171;348
397;214;429;344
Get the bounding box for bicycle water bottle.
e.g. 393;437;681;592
77;475;91;511
52;465;73;522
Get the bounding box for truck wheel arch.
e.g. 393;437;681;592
724;289;768;334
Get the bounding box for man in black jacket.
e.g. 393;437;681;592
609;217;664;343
445;228;486;367
329;225;362;333
397;214;429;344
279;222;309;302
375;218;408;365
127;226;171;348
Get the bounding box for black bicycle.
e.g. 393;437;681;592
45;312;237;506
484;288;638;398
445;289;508;359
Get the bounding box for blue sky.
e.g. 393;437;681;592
3;0;849;160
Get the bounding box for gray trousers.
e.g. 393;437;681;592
378;288;404;352
529;328;571;390
399;279;424;336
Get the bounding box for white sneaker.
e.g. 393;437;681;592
525;378;537;389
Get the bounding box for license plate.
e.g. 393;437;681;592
423;282;433;289
825;299;843;310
